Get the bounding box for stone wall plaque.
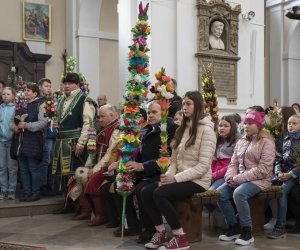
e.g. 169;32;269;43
196;0;241;104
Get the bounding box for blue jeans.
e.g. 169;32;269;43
205;178;225;212
19;156;41;196
0;141;18;192
40;139;56;186
217;181;261;228
277;178;297;225
210;178;225;190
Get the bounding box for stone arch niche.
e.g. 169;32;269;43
196;0;241;104
208;17;229;51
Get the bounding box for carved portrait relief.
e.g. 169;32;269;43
209;20;225;50
196;0;241;104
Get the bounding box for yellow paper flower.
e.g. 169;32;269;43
207;93;212;98
161;135;168;144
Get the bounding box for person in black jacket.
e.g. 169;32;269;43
103;101;178;241
168;79;182;119
11;83;48;202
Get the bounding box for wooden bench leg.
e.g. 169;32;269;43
176;199;203;242
249;197;265;235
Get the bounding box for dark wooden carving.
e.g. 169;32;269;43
0;40;51;83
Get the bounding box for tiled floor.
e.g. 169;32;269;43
0;213;299;250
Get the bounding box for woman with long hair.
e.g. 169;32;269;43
141;91;216;250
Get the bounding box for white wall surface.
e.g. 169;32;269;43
267;0;300;106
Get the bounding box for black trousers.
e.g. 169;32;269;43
99;181;139;228
135;179;158;230
141;181;205;230
99;181;119;222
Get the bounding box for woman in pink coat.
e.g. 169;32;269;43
217;111;275;246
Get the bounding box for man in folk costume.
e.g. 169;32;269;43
68;104;121;224
52;73;97;213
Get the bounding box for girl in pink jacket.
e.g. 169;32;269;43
217;111;275;246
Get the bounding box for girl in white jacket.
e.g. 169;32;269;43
142;91;216;250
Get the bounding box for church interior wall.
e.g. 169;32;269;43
0;0;300;114
0;0;66;89
99;0;119;107
149;0;265;117
285;22;300;105
267;0;300;107
151;0;177;85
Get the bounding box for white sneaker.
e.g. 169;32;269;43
235;236;254;246
264;218;277;230
219;233;240;241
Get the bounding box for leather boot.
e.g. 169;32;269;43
72;194;92;220
88;196;108;226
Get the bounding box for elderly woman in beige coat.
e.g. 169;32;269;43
217;111;275;246
141;91;216;250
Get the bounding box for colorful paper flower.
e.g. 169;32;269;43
201;63;219;127
151;68;174;174
44;95;56;119
116;1;150;239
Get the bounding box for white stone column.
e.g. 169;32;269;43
176;0;198;95
284;22;300;105
267;0;300;106
118;0;135;100
151;0;176;84
267;1;285;106
65;0;102;100
65;0;77;58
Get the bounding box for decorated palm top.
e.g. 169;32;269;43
150;68;175;174
115;2;151;238
201;63;219;127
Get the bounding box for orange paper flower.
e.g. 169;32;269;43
155;72;162;80
144;68;149;74
165;82;174;93
124;105;139;114
139;51;146;57
128;50;135;58
143;89;149;97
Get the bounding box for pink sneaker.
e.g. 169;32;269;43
145;230;167;249
158;234;190;250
